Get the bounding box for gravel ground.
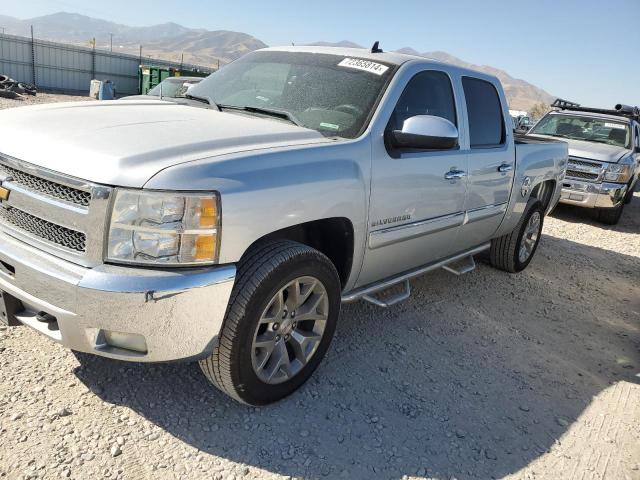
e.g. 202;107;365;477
0;94;639;480
0;92;93;110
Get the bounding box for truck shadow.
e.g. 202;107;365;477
73;235;640;480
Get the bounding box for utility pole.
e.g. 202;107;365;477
30;25;36;86
91;37;96;80
109;33;113;52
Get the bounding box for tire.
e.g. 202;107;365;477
199;240;341;405
623;180;635;205
490;198;544;273
596;203;624;225
0;89;19;99
18;83;37;96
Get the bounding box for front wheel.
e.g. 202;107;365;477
596;202;624;225
623;180;635;205
490;198;544;273
199;240;341;405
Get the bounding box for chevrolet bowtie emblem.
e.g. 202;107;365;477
0;185;11;201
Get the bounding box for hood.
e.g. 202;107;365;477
562;138;630;163
0;100;329;187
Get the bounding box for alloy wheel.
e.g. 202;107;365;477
251;276;329;384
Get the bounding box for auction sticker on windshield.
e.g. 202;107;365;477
338;58;389;76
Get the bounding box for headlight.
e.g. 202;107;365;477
603;163;633;183
107;189;220;266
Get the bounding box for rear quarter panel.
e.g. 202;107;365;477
494;137;568;237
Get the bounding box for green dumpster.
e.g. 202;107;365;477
138;65;210;95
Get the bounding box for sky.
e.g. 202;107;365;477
2;0;639;109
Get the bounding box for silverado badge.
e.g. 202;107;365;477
371;214;411;227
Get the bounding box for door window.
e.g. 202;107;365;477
387;70;457;132
462;77;505;148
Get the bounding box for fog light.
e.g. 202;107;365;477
102;330;148;354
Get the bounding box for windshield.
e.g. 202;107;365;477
188;51;395;138
147;79;197;98
530;113;631;148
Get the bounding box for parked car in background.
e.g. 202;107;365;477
122;76;203;100
514;115;536;132
528;99;640;224
0;46;567;405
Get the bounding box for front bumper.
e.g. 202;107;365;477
0;230;236;362
559;178;628;209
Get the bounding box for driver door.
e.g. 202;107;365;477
357;69;468;287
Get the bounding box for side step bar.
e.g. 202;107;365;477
442;255;476;276
342;243;490;307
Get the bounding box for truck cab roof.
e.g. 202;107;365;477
261;46;501;83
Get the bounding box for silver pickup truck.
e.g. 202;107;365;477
528;99;640;224
0;46;567;404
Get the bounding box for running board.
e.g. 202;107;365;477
342;243;490;307
361;279;411;308
442;255;476;276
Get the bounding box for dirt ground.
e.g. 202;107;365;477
0;94;638;480
0;92;93;110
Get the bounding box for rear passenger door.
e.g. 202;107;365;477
457;76;515;251
358;69;468;287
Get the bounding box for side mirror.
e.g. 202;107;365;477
388;115;459;150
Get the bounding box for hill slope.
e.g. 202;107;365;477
0;12;266;64
1;13;552;109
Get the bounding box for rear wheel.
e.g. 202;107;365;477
490;199;544;273
199;240;341;405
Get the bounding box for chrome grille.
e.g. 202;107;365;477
566;158;603;182
0;154;112;267
568;158;602;168
565;170;599;181
0;163;91;207
0;207;86;252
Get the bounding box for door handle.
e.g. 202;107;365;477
498;163;513;173
444;169;466;180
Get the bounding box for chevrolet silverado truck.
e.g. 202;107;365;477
528;99;640;225
0;46;567;405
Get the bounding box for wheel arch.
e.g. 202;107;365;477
240;217;355;288
530;179;556;212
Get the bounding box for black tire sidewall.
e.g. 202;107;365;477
232;253;340;405
513;201;545;272
598;203;623;225
623;181;634;204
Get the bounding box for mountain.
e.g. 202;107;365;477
0;13;552;109
0;12;266;64
308;40;364;49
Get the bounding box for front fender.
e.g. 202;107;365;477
144;139;371;289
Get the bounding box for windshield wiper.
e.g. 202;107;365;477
587;138;615;145
218;104;303;127
543;133;573;139
184;94;221;111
